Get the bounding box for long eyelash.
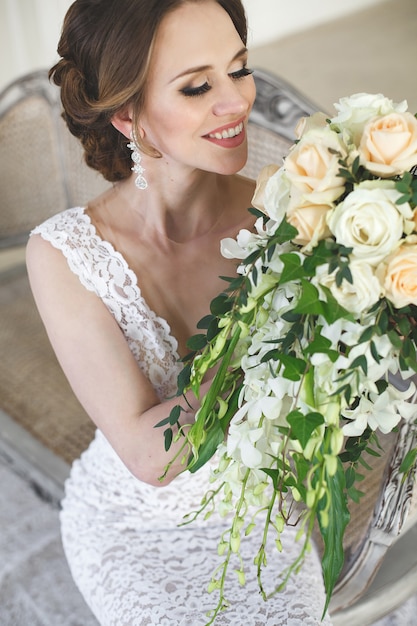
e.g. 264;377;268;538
230;66;254;80
180;82;211;98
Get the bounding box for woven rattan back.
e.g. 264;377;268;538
241;68;319;178
0;70;109;248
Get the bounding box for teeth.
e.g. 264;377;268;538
209;122;243;140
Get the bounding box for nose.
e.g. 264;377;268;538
212;76;255;118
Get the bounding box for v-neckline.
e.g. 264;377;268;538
80;207;181;362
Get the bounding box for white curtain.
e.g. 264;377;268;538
0;0;72;91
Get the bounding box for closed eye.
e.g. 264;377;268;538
229;66;254;80
180;82;211;98
180;66;253;98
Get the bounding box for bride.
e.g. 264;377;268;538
26;0;332;623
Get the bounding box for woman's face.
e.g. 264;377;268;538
139;0;256;175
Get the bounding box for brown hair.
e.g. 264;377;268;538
50;0;248;182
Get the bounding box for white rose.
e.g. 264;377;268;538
314;260;383;316
331;92;408;144
327;182;413;265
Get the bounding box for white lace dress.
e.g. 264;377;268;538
32;207;333;626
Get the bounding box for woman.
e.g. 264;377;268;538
27;1;332;624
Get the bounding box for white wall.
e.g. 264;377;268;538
0;0;385;91
244;0;384;47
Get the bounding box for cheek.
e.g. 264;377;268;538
245;78;257;111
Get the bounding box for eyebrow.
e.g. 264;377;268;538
170;47;248;83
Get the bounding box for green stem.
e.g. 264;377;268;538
205;468;251;625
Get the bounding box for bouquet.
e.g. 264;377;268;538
158;93;417;623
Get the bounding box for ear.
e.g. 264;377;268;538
111;105;133;139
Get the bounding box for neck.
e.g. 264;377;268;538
120;168;232;244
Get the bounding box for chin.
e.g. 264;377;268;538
215;148;249;176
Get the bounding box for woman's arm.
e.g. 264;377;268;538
26;234;205;486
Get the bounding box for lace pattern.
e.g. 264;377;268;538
32;208;333;625
32;207;181;400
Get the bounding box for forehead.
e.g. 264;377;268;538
148;1;244;78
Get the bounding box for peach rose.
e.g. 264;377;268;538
380;244;417;308
359;112;417;177
287;203;331;248
295;112;328;140
285;127;347;205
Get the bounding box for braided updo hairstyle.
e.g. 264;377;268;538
50;0;248;182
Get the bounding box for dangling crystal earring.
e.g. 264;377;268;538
127;131;148;190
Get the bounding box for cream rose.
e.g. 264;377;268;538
284;127;347;205
327;182;413;265
251;165;290;223
331;92;408;144
287;203;331;248
359;112;417;177
295;112;328;140
315;261;383;316
379;244;417;308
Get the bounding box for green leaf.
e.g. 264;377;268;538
358;326;374;343
292;279;325;316
164;428;173;451
168;404;182;426
210;293;232;316
370;340;381;363
275;354;307;381
206;318;220;342
242;249;261;266
350;355;368;375
188;416;225;473
186;333;208;351
318;459;350;617
177;363;192;394
322;285;353;324
399;448;417;474
388;329;403;349
287;411;324;448
345;466;356;489
155;405;183;430
304;330;339;362
303;242;332;274
348;485;365;503
279;253;304;284
261;467;282;491
273;216;299;243
248;206;268;221
197;314;215;330
188;388;240;473
154;416;172;428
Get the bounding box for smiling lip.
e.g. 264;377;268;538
204;119;246;148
